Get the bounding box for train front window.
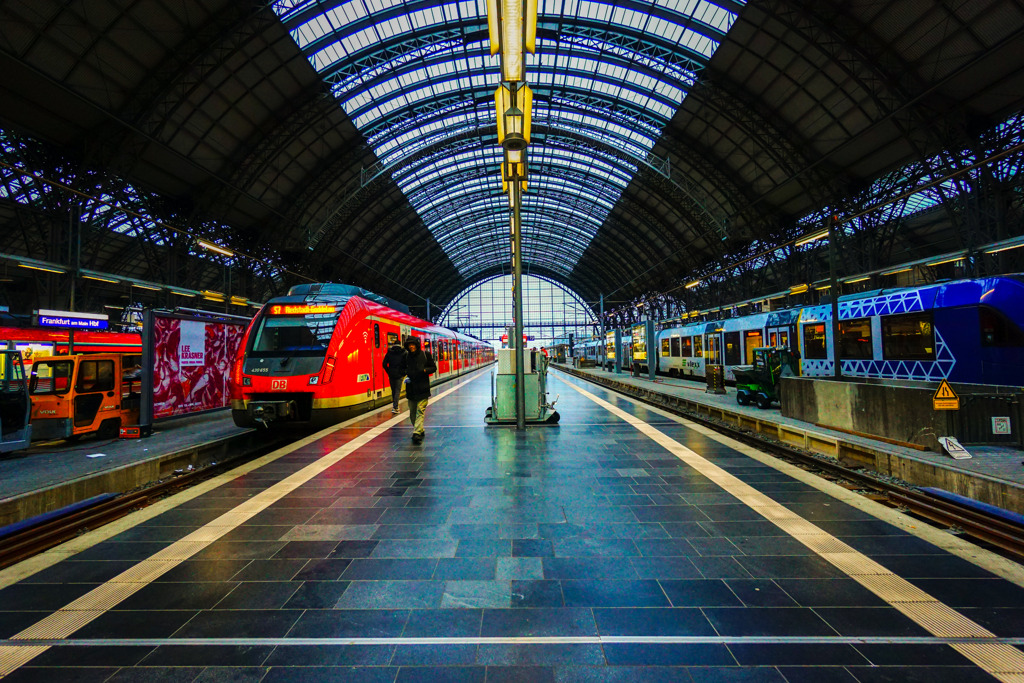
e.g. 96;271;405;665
882;313;934;360
251;313;340;356
980;306;1024;347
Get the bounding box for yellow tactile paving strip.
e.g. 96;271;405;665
565;379;1024;683
0;375;481;678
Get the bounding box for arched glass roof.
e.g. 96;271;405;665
438;273;597;345
272;0;744;279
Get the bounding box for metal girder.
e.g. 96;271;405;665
347;66;678;131
122;2;277;141
683;73;841;207
225;90;335;195
285;0;727;50
335;29;697;109
766;0;971;160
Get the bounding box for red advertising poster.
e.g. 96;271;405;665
150;314;246;419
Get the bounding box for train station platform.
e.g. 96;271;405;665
0;412;255;528
2;368;1024;681
560;364;1024;517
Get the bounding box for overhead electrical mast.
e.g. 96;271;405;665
487;0;536;429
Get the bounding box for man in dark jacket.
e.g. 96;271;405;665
381;342;406;414
399;336;436;443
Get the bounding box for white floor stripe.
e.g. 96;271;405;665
5;635;1024;647
0;371;484;679
552;369;1024;589
561;376;1024;683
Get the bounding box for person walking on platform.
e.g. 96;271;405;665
399;336;436;444
382;341;406;414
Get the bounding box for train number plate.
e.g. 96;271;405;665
270;379;288;391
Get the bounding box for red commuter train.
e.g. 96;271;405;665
230;284;494;427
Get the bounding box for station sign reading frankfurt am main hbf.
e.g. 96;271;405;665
35;309;109;330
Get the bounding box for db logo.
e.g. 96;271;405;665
271;379;288;391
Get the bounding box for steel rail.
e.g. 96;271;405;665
0;434;294;570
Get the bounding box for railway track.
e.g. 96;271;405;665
557;366;1024;559
0;433;296;571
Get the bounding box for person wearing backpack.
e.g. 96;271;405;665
399;336;436;443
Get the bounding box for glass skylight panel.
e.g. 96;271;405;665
274;0;742;276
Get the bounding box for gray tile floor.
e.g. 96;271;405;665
1;371;1022;682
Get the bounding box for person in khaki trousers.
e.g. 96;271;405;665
399;336;436;444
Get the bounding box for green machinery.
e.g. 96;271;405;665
733;347;798;409
485;349;560;425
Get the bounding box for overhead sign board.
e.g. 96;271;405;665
932;379;960;411
36;309;109;330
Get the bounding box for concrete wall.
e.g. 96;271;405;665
781;377;952;451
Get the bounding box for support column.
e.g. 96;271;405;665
647;319;656;381
828;214;842;380
614;328;622;374
512;178;526;430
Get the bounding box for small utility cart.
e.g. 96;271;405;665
733;347;798;409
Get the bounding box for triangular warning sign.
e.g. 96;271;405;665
934;380;958;400
933;379;960;410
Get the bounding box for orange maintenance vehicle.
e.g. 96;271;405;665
28;353;142;441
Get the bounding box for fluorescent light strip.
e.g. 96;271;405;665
986;242;1024;254
196;239;234;257
18;263;65;275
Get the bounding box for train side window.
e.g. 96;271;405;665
387;331;399;346
980;306;1024;347
692;336;702;357
661;339;670;357
803;324;827;359
670;336;681;357
724;332;741;365
680;337;691;357
374;324;380;349
76;360;115;393
882;313;934;360
838;318;872;359
744;330;763;364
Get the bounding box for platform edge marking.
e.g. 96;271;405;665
562;376;1024;683
552;369;1024;588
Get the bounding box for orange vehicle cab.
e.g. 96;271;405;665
28;353;142;441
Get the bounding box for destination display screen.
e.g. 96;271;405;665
269;304;336;315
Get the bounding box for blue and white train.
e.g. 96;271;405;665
635;275;1024;386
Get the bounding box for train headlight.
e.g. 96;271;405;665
308;376;319;385
242;377;252;387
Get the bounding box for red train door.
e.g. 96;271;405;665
372;322;383;400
